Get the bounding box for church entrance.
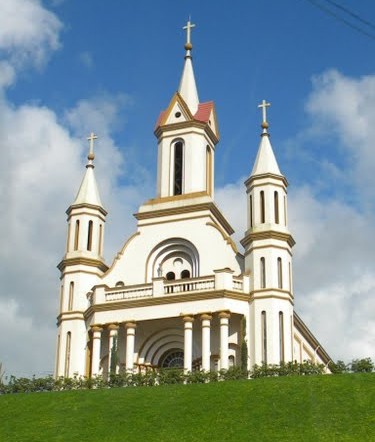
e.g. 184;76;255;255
159;349;184;368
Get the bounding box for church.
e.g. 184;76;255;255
55;21;331;378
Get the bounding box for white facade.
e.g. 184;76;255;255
55;23;331;378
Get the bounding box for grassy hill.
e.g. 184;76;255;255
1;373;374;441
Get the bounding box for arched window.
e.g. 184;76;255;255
64;332;71;378
279;312;285;363
260;257;266;288
277;257;283;289
229;355;235;367
260;191;265;223
68;282;74;311
274;191;279;224
166;272;176;280
181;270;190;279
99;224;103;255
284;196;287;225
174;141;183;195
206;146;212;195
261;311;267;364
87;220;93;251
59;285;64;312
74;220;80;251
249;195;253;228
289;262;292;292
160;350;184;368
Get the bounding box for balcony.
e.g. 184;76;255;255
88;269;250;306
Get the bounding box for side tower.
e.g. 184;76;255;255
55;134;108;377
241;102;295;366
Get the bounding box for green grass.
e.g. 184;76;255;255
1;374;374;441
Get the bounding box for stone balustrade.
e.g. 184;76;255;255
88;271;250;306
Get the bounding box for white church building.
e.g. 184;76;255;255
55;21;331;378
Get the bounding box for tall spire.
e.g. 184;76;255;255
251;100;281;176
178;18;199;114
72;132;103;207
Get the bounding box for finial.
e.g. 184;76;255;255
258;99;271;134
86;132;98;167
183;18;195;54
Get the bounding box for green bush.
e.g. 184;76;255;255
350;358;374;373
0;361;340;395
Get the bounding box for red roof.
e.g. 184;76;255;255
154;110;166;130
194;101;214;123
155;101;214;129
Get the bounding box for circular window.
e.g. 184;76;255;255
160;350;184;368
175;112;181;118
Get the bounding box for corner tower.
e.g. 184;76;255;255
154;20;219;200
55;133;108;378
241;102;295;366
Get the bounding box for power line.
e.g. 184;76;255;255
303;0;375;40
324;0;375;31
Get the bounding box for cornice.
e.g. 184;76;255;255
84;289;251;319
134;201;234;235
57;257;109;273
66;203;107;217
154;120;219;145
241;229;296;249
144;191;208;205
250;289;294;302
245;172;288;188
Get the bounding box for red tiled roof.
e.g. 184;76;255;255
155;101;214;130
155;110;166;130
194;101;214;123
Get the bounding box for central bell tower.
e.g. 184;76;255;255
154;19;219;200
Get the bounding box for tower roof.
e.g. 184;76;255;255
72;133;103;208
178;19;199;115
251;100;282;176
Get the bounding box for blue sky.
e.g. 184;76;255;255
1;0;375;376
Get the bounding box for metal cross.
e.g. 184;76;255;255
258;100;271;124
87;132;98;157
183;18;196;45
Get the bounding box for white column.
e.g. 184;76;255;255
91;326;102;377
219;311;230;370
183;315;194;373
125;322;137;372
201;314;212;371
108;324;119;375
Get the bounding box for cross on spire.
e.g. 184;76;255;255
258;100;271;133
258;100;271;124
86;132;98;166
183;18;195;49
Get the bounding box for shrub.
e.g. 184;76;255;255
350;358;374;373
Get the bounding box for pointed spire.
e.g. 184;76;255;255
178;18;199;114
251;100;281;176
72;133;103;207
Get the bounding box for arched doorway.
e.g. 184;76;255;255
159;349;184;368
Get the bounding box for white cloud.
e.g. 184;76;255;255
306;69;375;202
0;89;153;376
0;0;62;82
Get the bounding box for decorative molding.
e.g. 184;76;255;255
84;289;251;318
135;201;234;236
144;191;208;205
245;173;288;188
241;229;296;249
57;257;108;273
66;203;107;217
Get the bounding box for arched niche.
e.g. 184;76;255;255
145;238;199;282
